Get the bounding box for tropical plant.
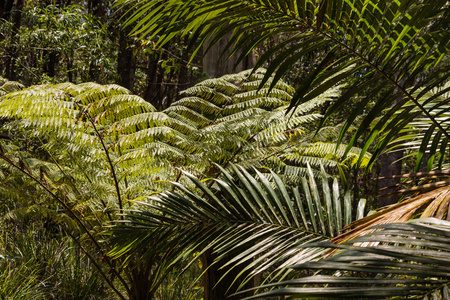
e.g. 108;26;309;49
245;218;450;299
0;82;176;299
0;67;368;298
167;68;371;182
0;69;366;199
0;77;24;96
0;260;47;300
0;227;110;299
109;164;366;297
0;4;116;85
114;0;450;298
119;0;450;169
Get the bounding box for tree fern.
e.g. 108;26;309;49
0;69;369;298
119;0;450;168
168;68;370;183
0;77;24;96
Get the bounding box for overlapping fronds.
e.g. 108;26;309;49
0;68;370;211
245;218;450;299
167;69;367;180
0;82;186;196
109;164;365;290
167;69;292;128
279;142;372;170
119;0;450;167
383;82;450;173
0;77;24;96
332;185;450;245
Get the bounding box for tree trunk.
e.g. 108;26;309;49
201;250;255;300
202;32;256;78
377;150;403;208
377;78;411;208
120;258;155;300
88;61;100;83
5;0;24;81
117;30;136;91
0;0;15;21
201;34;256;300
67;59;74;82
43;51;58;78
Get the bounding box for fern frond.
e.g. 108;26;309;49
281;142;372;169
163;106;213;127
116;126;182;150
221;97;287;115
215;108;267;123
234;88;292;102
170;97;222;115
191;78;239;94
179;86;232;105
0;80;24;94
118;142;185;163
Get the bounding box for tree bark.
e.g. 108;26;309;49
201;33;257;300
117;30;136;91
5;0;24;80
143;50;165;110
377;150;403;208
43;51;58;78
377;79;410;208
202;32;256;78
201;250;254;300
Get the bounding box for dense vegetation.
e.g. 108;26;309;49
1;0;449;299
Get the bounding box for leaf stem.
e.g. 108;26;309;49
87;117;124;216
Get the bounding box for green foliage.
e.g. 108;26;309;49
109;164;365;290
382;82;450;172
0;77;24;96
0;4;115;85
165;69;370;182
0;261;47;300
246;218;450;299
0;69;368;201
0;69;368;298
115;0;450;298
120;0;450;168
0;225;110;299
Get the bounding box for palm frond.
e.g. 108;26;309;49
109;164;364;290
332;185;450;245
119;0;450;165
245;218;450;299
382;82;450;172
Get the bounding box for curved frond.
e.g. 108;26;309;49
110;164;364;290
333;185;450;244
120;0;450;165
246;218;450;299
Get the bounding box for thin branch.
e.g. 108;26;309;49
87;117;124;216
66;230;127;300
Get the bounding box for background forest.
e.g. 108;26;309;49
0;0;450;299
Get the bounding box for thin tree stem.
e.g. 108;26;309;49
88;117;124;216
66;231;127;300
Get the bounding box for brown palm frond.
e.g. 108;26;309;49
333;185;450;244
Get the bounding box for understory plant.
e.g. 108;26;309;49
113;0;450;298
0;69;368;298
